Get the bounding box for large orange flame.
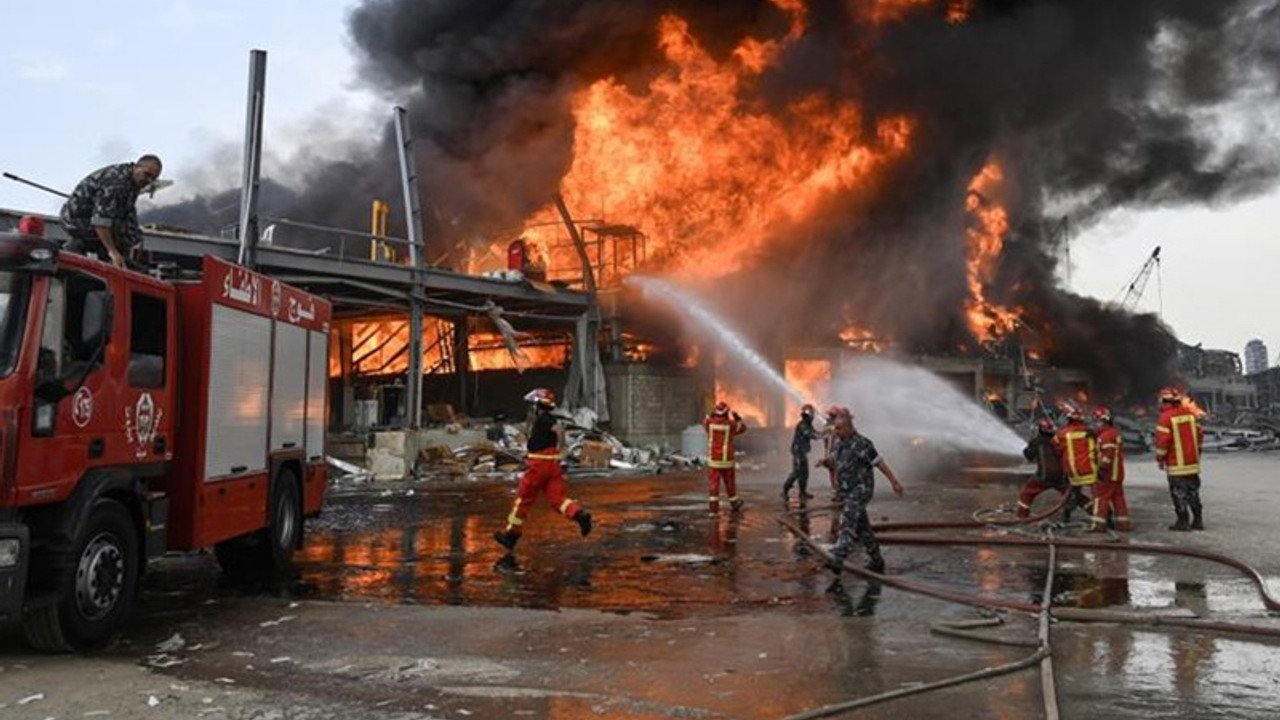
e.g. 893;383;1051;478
510;1;913;283
964;161;1021;343
784;358;831;419
335;320;567;378
714;381;769;428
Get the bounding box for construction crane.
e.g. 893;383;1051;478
1115;245;1162;314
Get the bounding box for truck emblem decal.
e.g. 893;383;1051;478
271;281;282;316
125;393;163;459
287;296;316;324
222;268;261;306
72;387;94;428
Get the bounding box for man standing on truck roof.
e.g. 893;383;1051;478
59;154;162;269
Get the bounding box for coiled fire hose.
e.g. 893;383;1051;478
776;492;1280;719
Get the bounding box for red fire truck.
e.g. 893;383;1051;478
0;223;331;651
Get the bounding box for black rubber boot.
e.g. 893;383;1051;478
493;530;519;551
575;511;593;537
1168;515;1190;532
1190;515;1204;531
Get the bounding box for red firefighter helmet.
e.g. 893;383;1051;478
1159;386;1181;403
713;401;730;416
523;388;556;408
1093;407;1113;423
1036;417;1055;434
800;403;815;418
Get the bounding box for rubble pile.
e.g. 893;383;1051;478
327;405;700;488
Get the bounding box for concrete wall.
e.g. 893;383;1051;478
605;363;704;449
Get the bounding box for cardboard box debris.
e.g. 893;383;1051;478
577;440;613;469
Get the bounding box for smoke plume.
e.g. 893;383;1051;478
151;0;1280;403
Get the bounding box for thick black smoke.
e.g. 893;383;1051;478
151;0;1280;403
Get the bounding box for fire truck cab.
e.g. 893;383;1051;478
0;226;330;651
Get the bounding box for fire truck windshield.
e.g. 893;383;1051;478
0;271;31;377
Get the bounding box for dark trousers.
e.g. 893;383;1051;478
63;225;140;265
832;485;882;567
1167;474;1203;524
782;452;809;496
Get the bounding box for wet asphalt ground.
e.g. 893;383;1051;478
2;452;1279;719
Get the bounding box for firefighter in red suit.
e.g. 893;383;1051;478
493;388;592;553
1015;417;1069;518
1154;387;1205;531
1091;407;1129;532
1052;402;1098;524
703;401;747;513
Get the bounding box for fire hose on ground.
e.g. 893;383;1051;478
775;493;1280;719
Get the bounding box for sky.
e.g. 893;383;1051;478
1;1;1277;368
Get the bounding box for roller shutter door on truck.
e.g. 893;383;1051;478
270;322;307;452
305;330;328;462
204;304;271;480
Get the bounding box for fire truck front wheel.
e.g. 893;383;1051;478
24;499;139;652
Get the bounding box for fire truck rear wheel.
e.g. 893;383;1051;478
24;499;139;652
213;470;301;579
266;469;301;571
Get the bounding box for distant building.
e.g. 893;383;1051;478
1244;339;1269;375
1178;343;1257;417
1178;344;1242;378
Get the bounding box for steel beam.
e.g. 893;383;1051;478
238;50;267;268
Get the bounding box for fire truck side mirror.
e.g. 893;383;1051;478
35;379;70;404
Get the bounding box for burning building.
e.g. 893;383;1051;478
147;0;1280;443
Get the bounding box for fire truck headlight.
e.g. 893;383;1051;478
0;538;20;568
29;248;54;262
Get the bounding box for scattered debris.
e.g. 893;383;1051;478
155;633;186;653
144;654;186;669
331;405;703;487
17;693;44;705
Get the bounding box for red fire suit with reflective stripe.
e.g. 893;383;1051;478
1053;421;1098;487
501;413;583;536
1092;423;1128;530
1052;421;1097;523
703;412;747;511
1155;406;1203;476
1155;404;1205;528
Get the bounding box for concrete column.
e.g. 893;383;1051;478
336;322;355;429
454;318;470;415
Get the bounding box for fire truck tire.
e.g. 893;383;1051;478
213;469;300;579
24;499;139;652
265;469;302;571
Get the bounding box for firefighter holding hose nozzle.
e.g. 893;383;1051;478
781;403;819;502
1052;401;1098;525
823;407;903;578
1015;416;1068;518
